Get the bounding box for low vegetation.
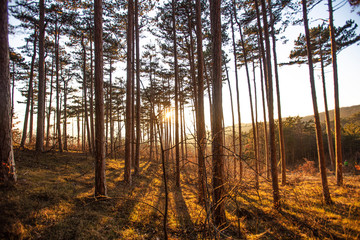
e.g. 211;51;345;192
1;149;359;239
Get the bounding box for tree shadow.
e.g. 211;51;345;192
172;186;197;239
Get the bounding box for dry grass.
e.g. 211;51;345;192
1;149;360;239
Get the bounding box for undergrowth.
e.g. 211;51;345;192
1;149;359;239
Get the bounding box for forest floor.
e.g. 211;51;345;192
1;149;360;239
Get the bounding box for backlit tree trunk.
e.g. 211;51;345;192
0;0;16;183
36;0;45;152
210;0;226;226
94;0;107;196
20;29;37;149
125;0;134;184
195;0;206;203
259;0;280;209
328;0;343;186
302;0;332;205
172;0;180;188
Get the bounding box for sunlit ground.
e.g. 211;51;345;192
1;149;359;239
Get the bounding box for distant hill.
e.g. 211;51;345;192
301;104;360;122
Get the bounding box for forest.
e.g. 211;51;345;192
1;0;360;239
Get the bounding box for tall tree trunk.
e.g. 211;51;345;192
82;36;92;154
125;0;134;184
55;18;62;152
29;87;34;144
233;3;259;188
254;1;270;179
89;32;95;154
11;61;15;126
230;10;243;180
20;30;37;148
134;0;141;174
328;0;342;186
172;0;180;188
36;0;45;152
46;54;54;149
110;59;114;158
259;53;270;179
0;0;16;183
195;0;207;203
94;0;107;197
63;78;68;150
259;0;280;209
302;0;332;205
225;62;236;179
268;0;286;185
210;0;226;226
320;49;335;170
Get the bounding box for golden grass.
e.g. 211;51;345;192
1;149;360;239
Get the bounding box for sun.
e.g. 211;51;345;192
164;109;173;120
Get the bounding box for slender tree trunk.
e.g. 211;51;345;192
172;0;180;188
302;0;332;205
233;4;259;188
210;0;226;225
230;11;243;180
110;59;114;158
82;37;92;153
225;63;236;179
20;30;37;148
195;0;207;203
259;0;280;209
125;0;134;184
29;87;34;144
89;33;95;154
268;1;286;185
328;0;342;186
0;0;16;183
55;18;62;152
94;0;107;197
35;0;45;152
63;79;68;150
320;49;335;170
134;0;141;174
46;54;54;149
259;53;270;179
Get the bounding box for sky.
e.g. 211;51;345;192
218;1;360;127
8;0;360;134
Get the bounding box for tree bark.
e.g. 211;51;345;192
328;0;343;186
267;1;286;185
94;0;107;197
125;0;134;184
230;10;243;180
134;0;141;174
55;17;62;152
172;0;180;188
35;0;45;152
210;0;226;226
302;0;332;205
259;0;280;209
0;0;16;183
20;29;37;148
195;0;207;203
320;49;335;170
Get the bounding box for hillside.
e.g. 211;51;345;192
301;104;360;122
